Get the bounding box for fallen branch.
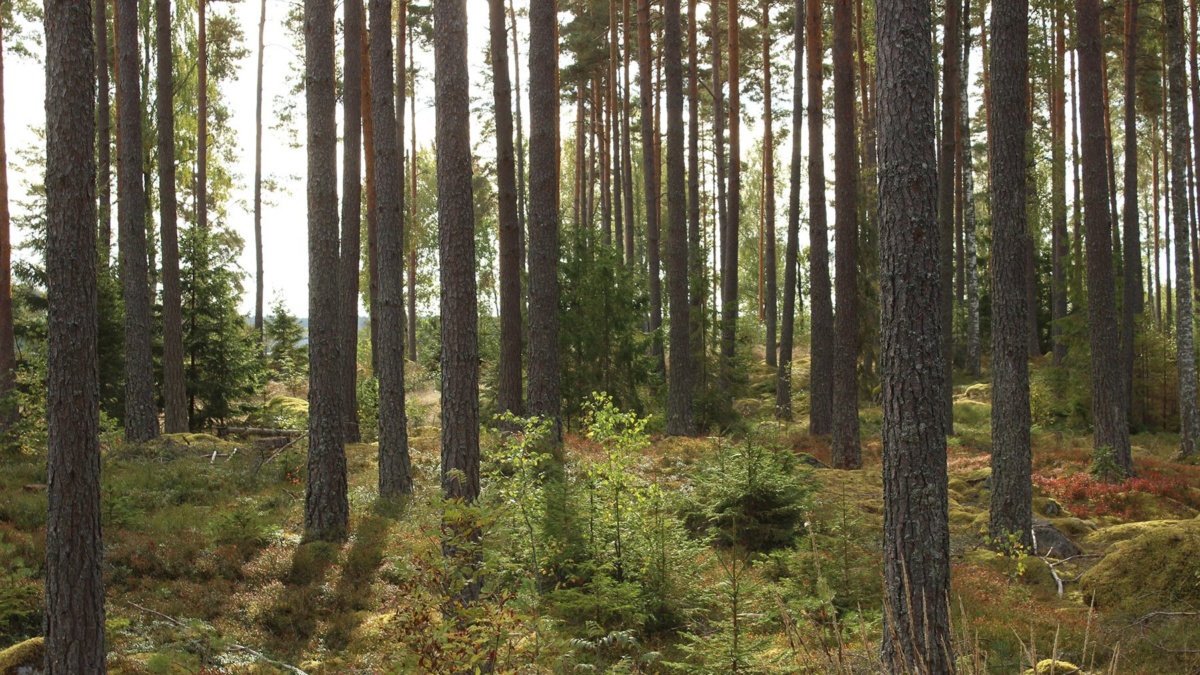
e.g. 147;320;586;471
218;426;303;438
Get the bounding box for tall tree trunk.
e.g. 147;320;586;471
639;0;665;373
341;0;363;444
831;0;860;468
807;0;833;435
198;0;207;231
962;0;981;376
762;0;777;368
435;0;482;604
1165;101;1174;328
116;0;157;444
371;0;413;495
45;1;107;667
665;0;694;436
156;0;186;434
1191;0;1200;297
364;32;379;372
1120;0;1141;430
876;0;953;667
491;0;523;417
304;0;348;541
712;0;729;340
622;0;637;264
1078;0;1133;475
1051;1;1069;367
0;18;14;433
528;0;562;434
254;0;266;341
96;0;112;264
509;0;528;277
687;0;704;386
1154;115;1162;328
1071;39;1083;300
776;0;804;420
1165;0;1199;456
988;0;1032;547
610;0;624;262
937;0;959;433
408;12;418;364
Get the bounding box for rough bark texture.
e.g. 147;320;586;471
1120;0;1141;427
1077;0;1133;475
664;0;694;436
371;0;412;496
0;18;13;433
491;0;523;417
115;0;158;444
96;0;112;263
961;0;980;377
720;0;741;397
1165;0;1199;457
435;0;482;607
198;0;207;232
304;0;348;542
638;0;665;374
527;0;561;434
807;0;833;435
45;2;107;669
831;0;860;468
687;0;704;380
156;0;186;434
937;0;959;434
1051;1;1069;368
254;0;266;340
407;15;419;364
340;0;363;444
988;0;1033;548
876;0;953;667
762;0;777;368
776;0;803;421
622;0;636;265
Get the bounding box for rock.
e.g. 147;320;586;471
1080;518;1200;612
795;453;829;469
1083;519;1188;550
1023;659;1082;675
1042;498;1063;516
0;638;44;675
1032;519;1082;558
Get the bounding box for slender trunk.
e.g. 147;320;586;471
876;0;953;668
491;0;523;416
365;36;380;371
304;0;348;541
712;0;729;333
96;0;112;264
807;0;833;435
763;0;777;368
989;0;1033;547
198;0;207;232
962;0;980;376
610;0;624;262
688;0;704;380
937;0;960;433
1120;0;1141;427
372;0;413;495
639;0;665;372
254;0;266;341
1165;0;1198;456
0;19;14;432
45;1;107;667
1051;1;1068;366
116;0;157;443
340;0;363;443
1191;0;1200;296
509;0;527;278
1165;100;1174;328
157;0;186;434
831;0;860;467
622;0;636;264
1154;115;1162;328
1071;39;1083;299
777;0;804;420
1078;0;1133;475
408;12;418;364
664;0;694;435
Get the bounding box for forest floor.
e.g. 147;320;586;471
2;365;1200;674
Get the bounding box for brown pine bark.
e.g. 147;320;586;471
96;0;112;264
876;0;953;667
198;0;207;231
937;0;959;433
0;18;13;432
45;1;107;667
807;0;833;435
831;0;860;468
364;36;380;371
116;0;157;444
1078;0;1133;475
1120;0;1141;427
491;0;523;417
712;0;729;338
639;0;665;374
1051;1;1068;367
610;0;625;264
687;0;704;381
304;0;349;541
665;0;694;436
340;0;363;443
762;0;777;369
622;0;636;264
408;11;418;364
719;0;741;397
776;0;803;421
156;0;186;434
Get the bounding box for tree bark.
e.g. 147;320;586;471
341;0;363;444
665;0;694;436
988;0;1033;548
1120;0;1141;430
491;0;523;417
407;13;418;364
962;0;981;377
712;0;728;337
1165;0;1199;457
762;0;777;369
687;0;704;384
0;18;13;433
45;1;107;669
639;0;665;375
719;0;741;397
96;0;112;264
876;0;953;667
622;0;636;265
807;0;833;435
776;0;803;421
198;0;207;232
115;0;157;444
156;0;186;434
1051;1;1069;367
831;0;860;468
527;0;561;434
254;0;266;341
937;0;959;433
304;0;348;541
1077;0;1133;475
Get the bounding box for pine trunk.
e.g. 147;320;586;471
664;0;694;435
639;0;665;374
687;0;704;382
807;0;833;435
776;0;804;420
937;0;959;433
340;0;363;444
1051;1;1069;367
254;0;266;340
962;0;981;376
762;0;777;368
1120;0;1141;428
157;0;186;434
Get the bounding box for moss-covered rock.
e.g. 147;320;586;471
1083;519;1189;550
1023;659;1082;675
0;637;44;674
1079;519;1200;612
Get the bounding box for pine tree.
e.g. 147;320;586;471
1119;0;1141;424
0;14;13;432
761;0;777;369
807;0;833;435
937;0;959;433
157;0;187;435
720;0;741;398
776;0;803;421
638;0;665;375
340;0;363;443
253;0;266;342
664;0;693;436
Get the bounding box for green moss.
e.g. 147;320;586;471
962;383;992;402
1023;659;1082;675
1084;518;1194;550
0;637;44;673
1079;519;1200;613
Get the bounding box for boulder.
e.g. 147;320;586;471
1032;519;1082;558
1080;518;1200;612
0;638;44;675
